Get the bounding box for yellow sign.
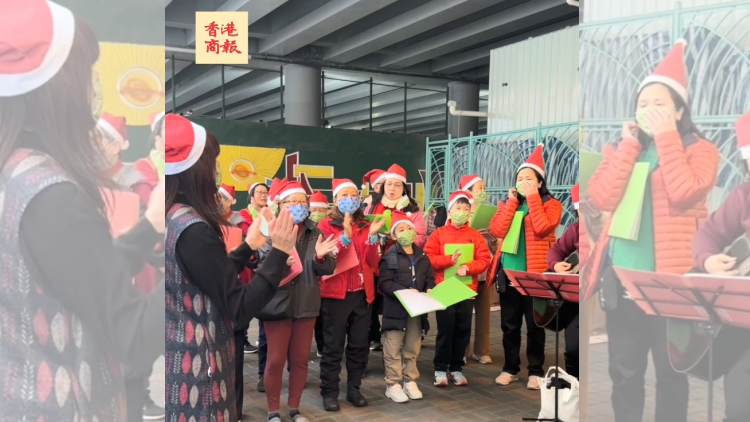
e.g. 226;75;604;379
218;145;285;191
195;12;248;65
95;42;165;126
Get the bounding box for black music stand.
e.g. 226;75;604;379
613;267;750;422
505;270;580;422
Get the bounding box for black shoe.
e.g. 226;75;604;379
369;341;382;351
361;370;367;379
244;343;258;354
257;376;265;393
142;395;165;421
346;389;368;408
323;395;340;412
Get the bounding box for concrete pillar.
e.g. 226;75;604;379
447;81;479;138
283;64;321;126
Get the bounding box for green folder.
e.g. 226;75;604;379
444;244;474;285
579;151;604;193
365;210;392;234
469;204;498;230
394;278;478;317
500;211;525;254
608;162;650;240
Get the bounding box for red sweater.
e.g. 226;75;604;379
423;221;492;293
317;217;381;303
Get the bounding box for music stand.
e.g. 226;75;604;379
505;269;580;422
613;267;750;422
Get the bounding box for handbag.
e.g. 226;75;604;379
494;256;509;294
257;284;294;321
538;366;579;422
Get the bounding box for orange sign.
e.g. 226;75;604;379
195;12;248;65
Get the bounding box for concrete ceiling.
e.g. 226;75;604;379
165;0;578;136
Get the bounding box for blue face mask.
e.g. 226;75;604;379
288;204;310;224
337;197;361;215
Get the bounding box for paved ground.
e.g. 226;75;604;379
151;314;726;422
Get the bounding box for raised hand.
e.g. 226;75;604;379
508;188;518;200
369;216;386;236
315;234;338;259
645;107;677;137
343;213;353;240
286;255;297;267
622;121;639;140
451;249;462;265
520;180;538;196
270;208;298;254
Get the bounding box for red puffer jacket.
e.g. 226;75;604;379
317;217;381;304
423;221;492;293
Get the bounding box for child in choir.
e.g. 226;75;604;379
424;191;491;387
378;211;436;403
691;112;750;422
489;144;562;390
547;184;581;379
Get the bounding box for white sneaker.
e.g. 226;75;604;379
495;372;519;386
527;376;541;390
403;381;423;400
434;371;448;387
385;384;410;403
450;372;468;386
471;354;492;364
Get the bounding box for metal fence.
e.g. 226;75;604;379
580;1;750;211
425;122;580;236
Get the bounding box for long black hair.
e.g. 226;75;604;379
148;115;165;150
516;168;553;204
635;83;706;147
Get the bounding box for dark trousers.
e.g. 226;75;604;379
319;290;372;397
124;376;146;422
500;286;546;377
315;315;324;354
369;292;383;343
564;312;579;379
606;298;689;422
434;299;473;373
725;343;750;422
233;325;247;417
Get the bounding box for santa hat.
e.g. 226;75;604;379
572;184;579;210
164;114;207;175
519;144;546;178
390;210;415;235
248;182;260;193
150;111;166;131
97;113;128;143
737;111;750;160
384;164;407;184
332;179;358;197
277;180;306;202
0;1;75;97
362;169;386;189
448;191;472;210
310;191;329;208
459;174;483;192
639;39;689;102
267;178;286;202
219;184;236;204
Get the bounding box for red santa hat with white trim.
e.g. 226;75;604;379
519;144;546;178
572;184;579;210
390;210;415;235
384;164;407;184
448;190;473;210
164;114;207;175
268;178;287;203
277;180;307;202
150;111;166;131
459;174;483;193
219;184;236;204
362;169;386;190
332;179;358;198
0;0;76;97
639;39;689;102
97;113;128;144
310;191;329;208
737;111;750;161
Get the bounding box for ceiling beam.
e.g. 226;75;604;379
183;0;289;44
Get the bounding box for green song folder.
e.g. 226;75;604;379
500;211;525;254
394;278;478;317
579;151;604;193
365;210;392;234
608;162;650;240
469;204;498;230
444;244;474;285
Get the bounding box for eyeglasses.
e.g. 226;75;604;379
255;191;269;196
384;181;403;189
281;200;308;207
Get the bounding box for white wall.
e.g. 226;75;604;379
582;0;740;23
487;25;578;133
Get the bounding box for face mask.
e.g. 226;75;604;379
636;106;673;137
474;191;488;205
451;211;470;226
337;197;361;215
151;149;165;178
271;202;280;215
516;181;526;197
309;211;326;223
288;204;310;224
396;230;416;247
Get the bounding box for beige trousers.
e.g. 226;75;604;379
465;282;492;358
382;316;423;385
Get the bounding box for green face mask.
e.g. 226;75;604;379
151;149;165;179
636;106;673;137
396;230;416;247
474;191;488;205
451;211;470;226
214;161;222;188
271;203;280;215
309;211;326;223
516;181;526;197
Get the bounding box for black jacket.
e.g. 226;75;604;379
258;218;336;320
378;244;436;332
